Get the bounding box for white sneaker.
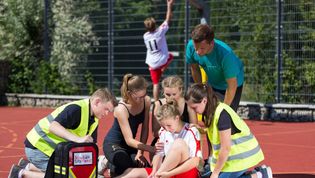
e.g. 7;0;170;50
97;155;108;175
266;166;273;178
260;166;273;178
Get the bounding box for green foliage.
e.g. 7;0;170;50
1;0;315;103
8;55;36;93
0;0;43;93
281;54;302;103
30;60;78;94
280;0;315;103
84;71;98;95
0;0;43;62
209;0;277;102
50;0;99;82
114;0;153;30
1;0;100;95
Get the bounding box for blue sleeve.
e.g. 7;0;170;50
222;52;240;79
185;40;197;64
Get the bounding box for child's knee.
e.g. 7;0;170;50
172;139;188;149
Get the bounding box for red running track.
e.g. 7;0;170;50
0;107;315;178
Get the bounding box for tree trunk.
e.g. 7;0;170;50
0;60;11;105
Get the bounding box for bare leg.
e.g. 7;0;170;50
161;54;173;72
22;170;45;178
151;104;160;138
28;163;43;172
153;84;159;102
158;139;190;172
115;168;148;178
150;113;160;161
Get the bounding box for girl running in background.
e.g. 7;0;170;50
185;83;272;178
143;0;174;101
116;99;203;178
100;74;155;177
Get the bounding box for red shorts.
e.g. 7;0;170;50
145;167;199;178
149;53;174;84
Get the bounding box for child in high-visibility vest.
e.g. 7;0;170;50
185;83;273;178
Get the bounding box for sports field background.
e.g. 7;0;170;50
0;107;315;178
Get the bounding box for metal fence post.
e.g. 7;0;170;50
44;0;50;61
43;0;51;94
184;0;190;90
108;0;113;91
276;0;283;103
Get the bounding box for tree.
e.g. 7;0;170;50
0;0;44;93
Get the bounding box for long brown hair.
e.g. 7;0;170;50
120;73;148;102
185;83;219;127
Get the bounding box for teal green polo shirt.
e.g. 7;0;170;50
186;39;244;90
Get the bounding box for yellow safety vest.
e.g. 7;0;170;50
26;99;99;156
207;102;264;172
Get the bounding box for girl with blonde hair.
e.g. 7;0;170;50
116;99;202;178
151;75;198;147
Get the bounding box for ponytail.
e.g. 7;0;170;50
120;73;148;102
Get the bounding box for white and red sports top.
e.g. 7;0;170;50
143;21;169;69
157;123;203;159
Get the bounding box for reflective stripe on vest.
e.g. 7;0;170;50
34;121;58;148
211;144;261;163
212;133;254;150
69;169;76;178
89;166;96;178
207;102;264;172
26;99;99;156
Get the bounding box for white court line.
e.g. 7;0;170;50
0;146;23;150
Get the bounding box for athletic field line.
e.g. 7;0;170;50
0;146;24;150
0;119;42;125
0;126;18;148
0;154;25;158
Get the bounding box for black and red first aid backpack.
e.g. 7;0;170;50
45;142;98;178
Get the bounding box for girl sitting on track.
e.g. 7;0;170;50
151;75;198;146
185;83;272;178
116;99;203;178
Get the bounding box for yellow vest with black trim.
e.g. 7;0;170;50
26;99;99;157
207;102;264;172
